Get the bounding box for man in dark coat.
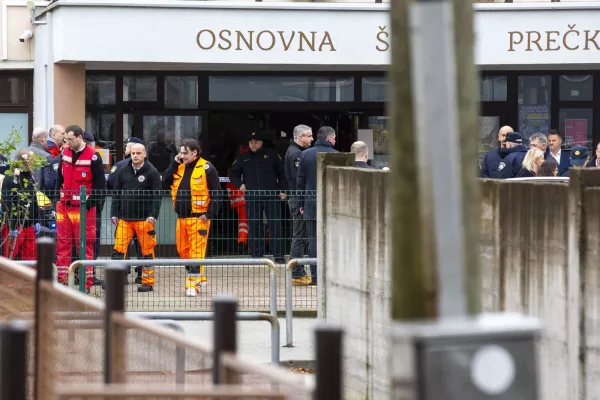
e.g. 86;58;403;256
351;141;374;168
546;130;571;176
296;126;338;286
480;125;513;178
499;132;528;179
230;132;288;263
284;124;313;285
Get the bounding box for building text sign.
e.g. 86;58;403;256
52;6;600;66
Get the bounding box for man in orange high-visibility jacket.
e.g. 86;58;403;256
55;125;106;292
162;138;221;297
109;143;161;293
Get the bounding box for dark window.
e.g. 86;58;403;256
560;75;593;101
480;76;507;102
123;76;157;102
362;77;387;102
165;76;198;109
85;75;116;105
209;76;354;102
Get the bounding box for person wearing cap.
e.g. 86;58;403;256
229;131;288;263
498;132;528;179
55;125;106;292
546;130;570;176
481;125;513;179
563;145;589;175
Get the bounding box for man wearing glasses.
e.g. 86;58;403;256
284;125;313;286
55;125;106;292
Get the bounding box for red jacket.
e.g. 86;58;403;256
59;145;95;205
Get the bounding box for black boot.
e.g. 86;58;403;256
138;284;153;292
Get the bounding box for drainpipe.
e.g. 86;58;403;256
28;0;47;26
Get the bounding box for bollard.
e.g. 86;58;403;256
79;185;87;293
314;326;343;400
104;266;126;384
34;237;55;400
0;320;30;400
213;295;237;385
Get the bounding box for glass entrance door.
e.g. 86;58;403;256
134;112;203;173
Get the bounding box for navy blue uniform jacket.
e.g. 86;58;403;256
296;140;337;220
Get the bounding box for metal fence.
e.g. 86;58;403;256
2;188;318;312
0;238;343;400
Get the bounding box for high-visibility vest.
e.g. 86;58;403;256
170;158;210;214
60;145;95;205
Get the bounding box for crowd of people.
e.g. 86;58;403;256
0;123;376;296
480;126;593;179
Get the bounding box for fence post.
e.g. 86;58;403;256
104;266;126;384
213;295;237;385
0;320;30;400
35;237;56;400
314;326;343;400
79;185;87;293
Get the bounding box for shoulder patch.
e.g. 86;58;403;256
498;162;506;171
110;166;117;173
205;163;210;170
53;163;59;171
92;154;98;161
138;175;145;183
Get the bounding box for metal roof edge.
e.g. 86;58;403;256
39;0;600;17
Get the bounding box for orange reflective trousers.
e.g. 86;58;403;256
176;217;210;292
113;220;157;286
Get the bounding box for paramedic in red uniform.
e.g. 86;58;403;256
55;125;106;291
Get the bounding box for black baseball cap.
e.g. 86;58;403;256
570;145;588;166
83;131;95;143
249;132;263;141
126;137;144;145
504;132;523;144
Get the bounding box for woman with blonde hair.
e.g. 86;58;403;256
516;148;545;177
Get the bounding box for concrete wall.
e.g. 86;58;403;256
321;166;600;399
480;180;578;400
318;155;390;400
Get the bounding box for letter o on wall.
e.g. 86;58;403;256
257;31;276;51
197;30;216;50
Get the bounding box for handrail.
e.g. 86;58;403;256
0;257;37;281
285;258;317;346
66;258;279;316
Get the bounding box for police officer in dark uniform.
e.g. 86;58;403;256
107;136;147;283
230;132;288;263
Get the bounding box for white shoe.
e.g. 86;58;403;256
186;287;198;297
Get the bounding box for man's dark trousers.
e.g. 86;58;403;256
247;197;283;259
288;197;307;277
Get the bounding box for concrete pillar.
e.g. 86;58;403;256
53;64;85;127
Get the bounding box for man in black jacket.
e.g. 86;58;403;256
284;124;313;285
480;125;513;178
351;141;374;168
230;132;288;263
499;132;528;179
108;143;161;292
297;126;338;286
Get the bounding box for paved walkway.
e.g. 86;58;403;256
90;265;317;312
178;317;319;364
